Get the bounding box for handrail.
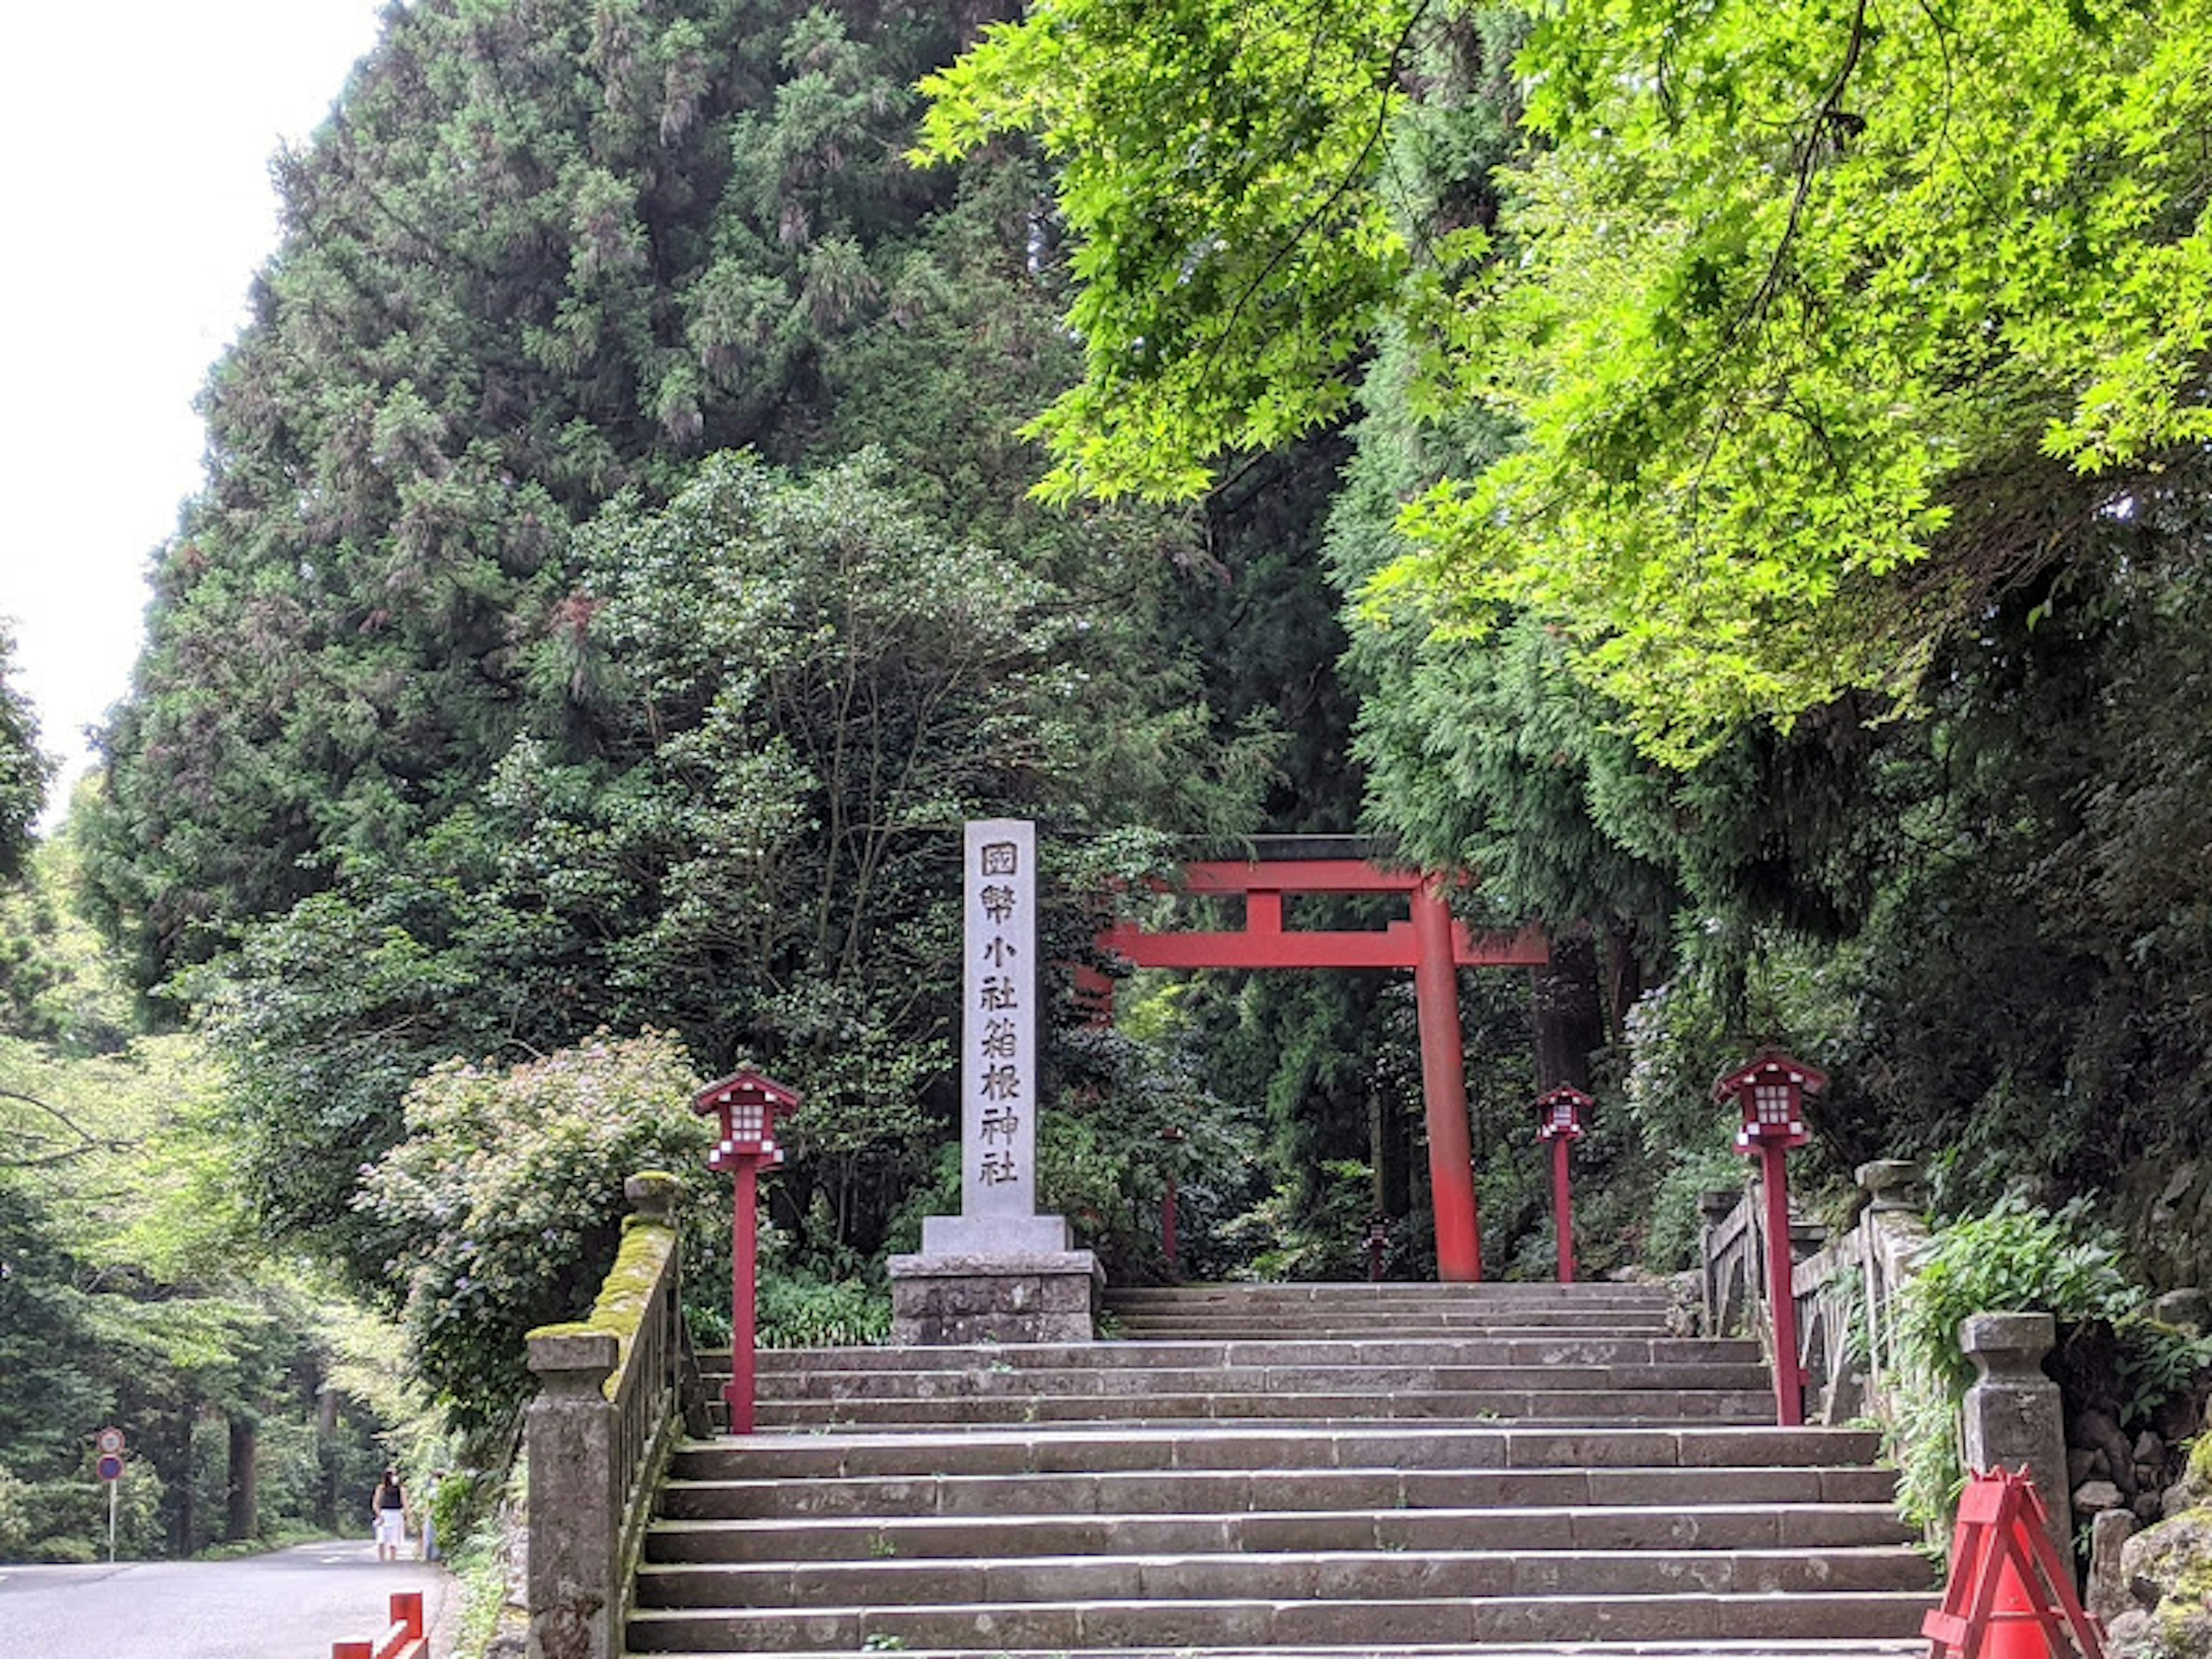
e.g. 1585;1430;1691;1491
1696;1154;2078;1563
524;1171;707;1659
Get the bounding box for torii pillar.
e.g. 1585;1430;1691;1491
1410;880;1480;1281
1097;844;1547;1283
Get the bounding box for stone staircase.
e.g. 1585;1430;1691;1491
631;1282;1935;1657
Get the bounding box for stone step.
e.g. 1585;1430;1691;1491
1106;1283;1672;1309
624;1590;1936;1652
640;1278;1928;1656
662;1464;1900;1522
645;1502;1918;1563
748;1391;1777;1429
635;1545;1931;1609
742;1337;1762;1373
754;1363;1774;1399
666;1425;1887;1482
1105;1316;1678;1337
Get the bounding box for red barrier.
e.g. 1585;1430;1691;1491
1923;1469;2105;1659
333;1590;427;1659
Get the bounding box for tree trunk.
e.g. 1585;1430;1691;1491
171;1407;196;1556
1531;923;1605;1092
226;1417;259;1542
315;1385;339;1531
1602;916;1646;1042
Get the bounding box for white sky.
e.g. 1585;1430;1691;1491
0;0;389;828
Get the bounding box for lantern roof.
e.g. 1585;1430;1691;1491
1535;1084;1595;1111
1710;1051;1828;1105
693;1069;802;1117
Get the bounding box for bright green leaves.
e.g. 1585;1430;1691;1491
923;0;2212;757
914;0;1429;500
1413;0;2212;756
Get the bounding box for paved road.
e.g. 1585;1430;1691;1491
0;1540;457;1659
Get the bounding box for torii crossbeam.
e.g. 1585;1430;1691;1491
1096;842;1548;1282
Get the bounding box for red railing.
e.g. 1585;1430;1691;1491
332;1590;427;1659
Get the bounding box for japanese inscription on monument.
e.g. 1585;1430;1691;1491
917;818;1071;1257
965;821;1035;1211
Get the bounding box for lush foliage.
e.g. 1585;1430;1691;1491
358;1032;709;1426
84;0;1297;1310
921;0;2212;756
183;448;1264;1288
913;0;1433;503
0;840;392;1559
1396;0;2212;756
1888;1200;2202;1540
81;0;1139;991
0;624;51;885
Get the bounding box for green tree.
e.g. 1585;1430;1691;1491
195;451;1267;1276
0;623;51;885
82;0;1096;993
918;0;2212;756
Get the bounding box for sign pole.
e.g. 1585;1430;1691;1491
95;1425;126;1560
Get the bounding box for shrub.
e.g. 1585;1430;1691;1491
1891;1198;2139;1540
1217;1160;1377;1282
358;1031;710;1427
758;1268;891;1349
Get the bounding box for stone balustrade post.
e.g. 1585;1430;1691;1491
1855;1158;1926;1216
625;1169;679;1224
1959;1311;2073;1563
1853;1160;1930;1408
527;1328;619;1659
1698;1187;1741;1336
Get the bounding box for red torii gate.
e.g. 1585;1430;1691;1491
1095;843;1548;1282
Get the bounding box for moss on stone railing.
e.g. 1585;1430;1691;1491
527;1169;682;1400
524;1170;700;1659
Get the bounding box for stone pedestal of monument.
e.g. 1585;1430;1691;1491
894;820;1100;1344
889;1223;1100;1344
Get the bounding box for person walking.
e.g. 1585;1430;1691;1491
370;1468;407;1563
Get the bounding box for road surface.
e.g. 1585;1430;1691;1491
0;1539;457;1659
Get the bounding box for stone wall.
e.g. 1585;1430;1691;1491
2122;1160;2212;1293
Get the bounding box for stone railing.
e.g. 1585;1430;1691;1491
1697;1157;2075;1558
1695;1167;1828;1397
524;1172;708;1659
1698;1157;1937;1427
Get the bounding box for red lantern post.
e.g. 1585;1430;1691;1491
1533;1085;1590;1285
692;1070;800;1435
1160;1126;1187;1279
1713;1052;1827;1428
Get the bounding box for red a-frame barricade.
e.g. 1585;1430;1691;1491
1095;846;1548;1282
1923;1468;2107;1659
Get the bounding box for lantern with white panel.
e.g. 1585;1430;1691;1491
1533;1085;1592;1284
692;1070;801;1434
1713;1052;1827;1426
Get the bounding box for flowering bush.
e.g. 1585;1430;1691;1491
359;1031;710;1426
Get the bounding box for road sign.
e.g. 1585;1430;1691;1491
96;1454;123;1482
95;1426;124;1456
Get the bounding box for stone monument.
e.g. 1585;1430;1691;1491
889;820;1100;1342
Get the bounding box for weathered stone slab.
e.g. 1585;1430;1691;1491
887;1248;1100;1344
